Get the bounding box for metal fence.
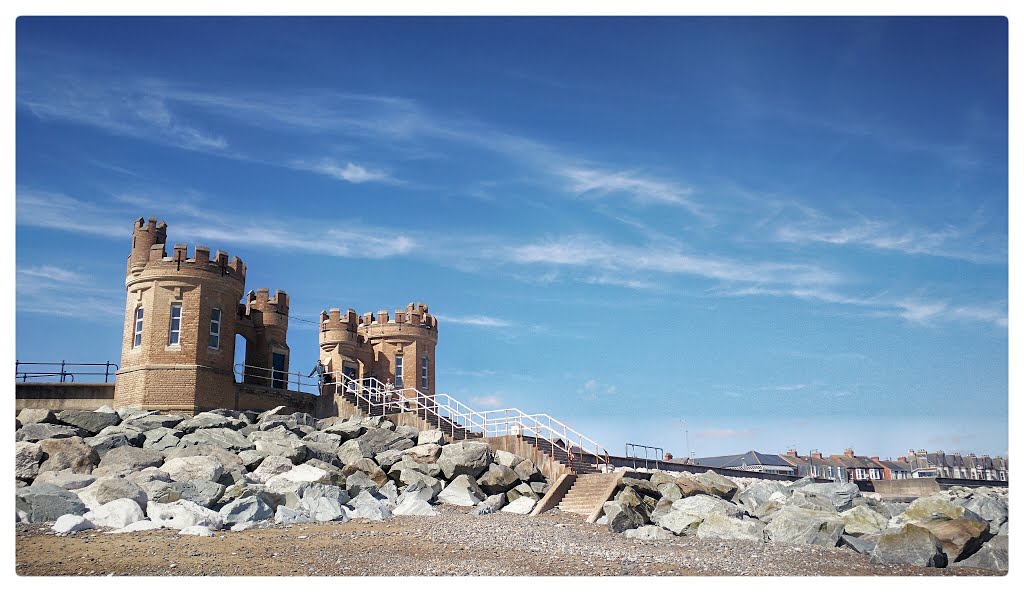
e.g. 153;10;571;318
625;442;665;471
14;360;119;383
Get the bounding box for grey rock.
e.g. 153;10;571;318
688;471;739;500
177;412;245;434
76;477;148;510
238;449;269;471
625;525;676;540
506;482;540;503
110;520;163;533
38;436;100;474
733;481;787;513
620;477;661;498
142;427;183;451
470;493;507;516
348;490;392;520
322;420;366;441
126;413;185;431
956;534;1008;570
168;480;225;508
437;441;492;480
603;501;645;533
161;455;225;483
252;456;295;483
56;409;121;435
264;463;332;487
788;490;840;513
403;443;442;464
219;496;274;526
530;481;550;495
397;470;444;499
393;497;438;516
53;514;95;535
337;429;413;465
163;445;245;474
478;464;521;495
494;449;526;468
649;472;678;488
513;459;544;483
344;471;380;498
798;482;861;512
870;524;947;567
417;429;445;446
437;474;486;506
179;428;255;452
765;506;845;547
86;498;146;529
919;517;990;562
297;483;351;521
374;448;407;471
671;494;743;519
83;434;133;457
179;525;215;536
94;424;147;447
378;480;399;503
250;430;308;463
146;497;222;528
18;408;57;425
840;505;889;536
957;494;1008;533
98;446;165;473
15;441;43;481
342;458;389;486
16;483;87;523
501;496;537;515
657;483;683;502
650;497;675;524
275;505;314;525
840;533;877;555
302;430;343;447
304;458;347;485
696;514;765;542
16;423;87;442
304;441;342;465
34;470;96;490
394;425;420;441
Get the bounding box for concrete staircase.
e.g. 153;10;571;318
555;472;623;522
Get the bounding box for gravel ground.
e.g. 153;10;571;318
15;506;1005;577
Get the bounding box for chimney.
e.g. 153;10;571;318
870;456;880;462
786;449;799;457
664;452;674;461
810;451;823;459
844;448;855;458
897;456;907;462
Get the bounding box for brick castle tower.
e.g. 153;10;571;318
114;217;291;413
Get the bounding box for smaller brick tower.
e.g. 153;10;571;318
238;288;290;388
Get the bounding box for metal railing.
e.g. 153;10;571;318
233;364;323;394
15;360;119;383
325;371;613;472
625;442;665;471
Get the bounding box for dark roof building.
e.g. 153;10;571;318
691;450;796;475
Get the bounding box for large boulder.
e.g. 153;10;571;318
16;483;87;523
342;458;389;487
38;437;100;474
252;456;295;483
56;409;120;435
86;498;146;529
160;456;225;484
506;483;540;503
895;494;973;526
437;441;492;480
84;434;133;457
148;500;224;530
654;507;703;536
696;514;766;542
296;483;351;521
98;447;165;474
18;408;57;425
501;496;537;515
956;534;1008;570
168;480;226;508
164;445;245;474
437;474;486;506
275;506;315;525
15;441;43;482
494;450;525;468
76;477;148;510
34;470;96;490
250;431;308;464
16;423;86;442
469;493;507;516
126;414;185;431
690;471;739;500
625;525;676;540
513;459;544;483
92;424;147;448
478;464;520;495
603;501;645;533
348;490;392;521
403;443;443;464
764;506;845;547
397;470;444;499
788;490;840;513
142;427;183;451
658;483;683;502
265;463;332;487
839;533;877;555
337;430;413;466
919;517;990;562
176;412;245;434
322;420;366;441
417;429;445;446
219;496;274;526
393;496;437;517
179;428;255;452
52;514;95;535
870;524;948;567
798;482;861;512
839;505;889;536
344;471;380;498
957;494;1008;534
733;481;787;513
670;494;743;519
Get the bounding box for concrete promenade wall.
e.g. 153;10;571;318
16;382;115;412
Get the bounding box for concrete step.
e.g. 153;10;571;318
555;472;622;522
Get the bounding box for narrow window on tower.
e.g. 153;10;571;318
421;356;429;389
133;306;144;348
394;354;404;388
168;303;182;346
209;308;221;349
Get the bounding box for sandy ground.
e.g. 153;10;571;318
15;506;1005;577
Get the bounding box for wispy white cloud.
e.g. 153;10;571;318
17;190;131;238
438;314;513;328
559;166;701;214
17;265;123;321
468;394;503;408
291;158;394;184
508;235;841;287
578;379;618;401
758;384;809;392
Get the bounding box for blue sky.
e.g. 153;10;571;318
14;17;1008;459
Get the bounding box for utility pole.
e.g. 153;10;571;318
674;419;692;462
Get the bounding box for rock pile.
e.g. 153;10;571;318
16;406;550;536
600;471;1008;571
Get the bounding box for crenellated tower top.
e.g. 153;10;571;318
125;217;245;283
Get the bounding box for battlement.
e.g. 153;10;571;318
247;288;289;315
126;218;246;282
356;302;437;331
321;308;360;333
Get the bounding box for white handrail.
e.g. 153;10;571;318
322;370;611;465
